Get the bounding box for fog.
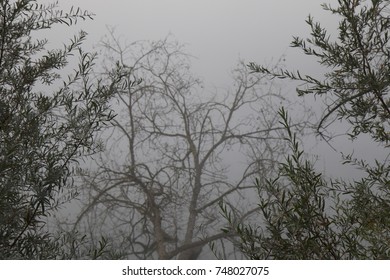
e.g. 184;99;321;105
39;0;385;259
53;0;336;87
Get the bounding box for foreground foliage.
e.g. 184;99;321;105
223;0;390;259
0;1;123;259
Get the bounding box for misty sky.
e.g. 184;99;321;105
54;0;338;85
46;0;382;179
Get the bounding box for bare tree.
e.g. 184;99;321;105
71;33;307;259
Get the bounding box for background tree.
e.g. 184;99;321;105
0;1;124;259
71;32;308;259
223;0;390;259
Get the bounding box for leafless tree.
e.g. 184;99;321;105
71;32;307;259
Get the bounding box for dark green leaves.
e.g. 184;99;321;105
0;0;123;259
236;0;390;260
249;0;390;143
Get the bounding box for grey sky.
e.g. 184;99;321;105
56;0;338;86
49;0;378;179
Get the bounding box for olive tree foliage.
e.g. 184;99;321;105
72;32;308;259
222;0;390;259
0;1;124;259
221;108;340;259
